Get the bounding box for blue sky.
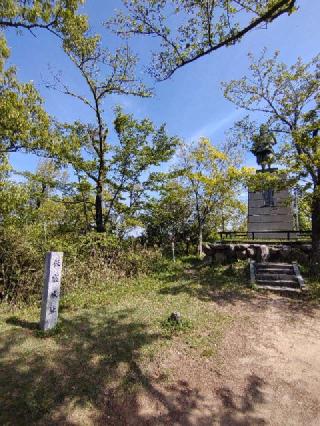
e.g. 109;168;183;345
5;0;320;174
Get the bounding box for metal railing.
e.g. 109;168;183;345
219;230;312;241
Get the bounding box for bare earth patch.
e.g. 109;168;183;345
99;294;320;426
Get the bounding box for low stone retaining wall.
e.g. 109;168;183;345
203;242;311;264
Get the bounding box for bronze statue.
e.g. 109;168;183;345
251;124;276;170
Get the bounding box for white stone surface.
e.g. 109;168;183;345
40;252;63;331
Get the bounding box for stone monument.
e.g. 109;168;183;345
40;252;63;331
248;125;294;238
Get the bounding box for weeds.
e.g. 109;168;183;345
160;316;193;338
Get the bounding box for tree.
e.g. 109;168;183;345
46;15;179;233
0;167;30;228
107;0;297;80
109;108;178;233
143;180;193;256
46;19;151;232
296;187;312;232
0;0;87;41
223;50;320;273
0;57;51;155
21;159;67;207
178;138;248;256
0;1;94;156
0;32;51;155
0;159;64;230
53;108;178;233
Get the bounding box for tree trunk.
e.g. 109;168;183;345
311;190;320;276
78;175;90;233
186;239;190;255
82;198;90;233
171;239;175;262
95;184;105;233
198;225;203;257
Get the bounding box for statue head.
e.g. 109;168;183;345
259;124;269;135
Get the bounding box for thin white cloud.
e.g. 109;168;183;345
187;110;242;142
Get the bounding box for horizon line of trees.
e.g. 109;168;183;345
0;1;319;274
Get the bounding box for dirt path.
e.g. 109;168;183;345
211;294;320;425
103;293;320;426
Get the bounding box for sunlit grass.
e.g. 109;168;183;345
0;258;267;424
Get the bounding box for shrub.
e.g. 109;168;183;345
0;226;43;303
0;226;164;304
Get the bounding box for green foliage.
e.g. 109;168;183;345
0;34;10;72
107;0;296;80
52;107;178;233
298;191;312;231
0;226;44;303
108;107;179;224
0;0;88;43
223;50;319;270
0;222;165;304
0;0;92;156
0;57;51;154
143;180;193;248
0;163;165;303
74;232;120;258
0;1;111;169
0;148;176;304
160;316;193;339
223;50;319;190
178;138;250;254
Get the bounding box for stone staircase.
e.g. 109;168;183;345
249;261;305;292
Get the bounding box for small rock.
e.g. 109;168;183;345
169;312;181;323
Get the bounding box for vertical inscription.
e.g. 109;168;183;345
40;252;63;331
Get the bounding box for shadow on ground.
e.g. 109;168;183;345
216;374;267;426
98;372;268;426
1;307;271;425
6;316;39;330
1;257;319;424
0;309;193;425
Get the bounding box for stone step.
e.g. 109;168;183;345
256;269;294;276
256;266;293;273
256;262;292;267
256;273;298;282
255;285;302;293
250;261;305;293
256;279;300;288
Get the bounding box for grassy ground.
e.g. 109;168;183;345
0;257;248;425
1;257;319;425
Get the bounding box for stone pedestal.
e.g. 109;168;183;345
248;188;294;238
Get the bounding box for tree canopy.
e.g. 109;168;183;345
0;0;91;156
107;0;297;80
177;138;249;255
0;0;88;43
223;50;320;271
0;54;51;155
